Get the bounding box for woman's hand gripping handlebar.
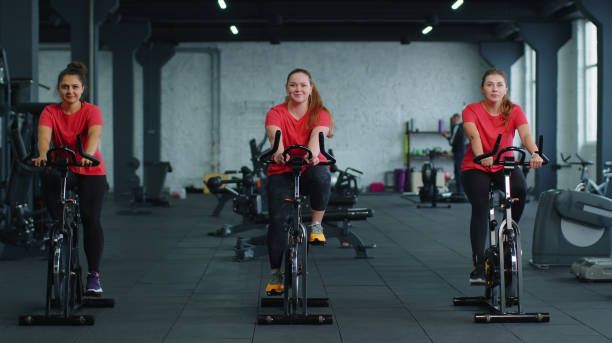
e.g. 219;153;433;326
43;135;100;169
473;134;550;169
259;130;336;167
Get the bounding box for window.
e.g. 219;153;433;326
524;43;537;136
584;20;598;143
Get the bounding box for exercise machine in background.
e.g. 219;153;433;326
417;150;451;208
206;136;375;260
0;47;51;256
531;189;612;277
556;152;612;197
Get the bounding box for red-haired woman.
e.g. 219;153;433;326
264;68;335;295
461;68;543;284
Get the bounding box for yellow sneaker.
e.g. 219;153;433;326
265;271;283;296
308;222;326;245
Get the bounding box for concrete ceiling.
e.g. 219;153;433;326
39;0;584;44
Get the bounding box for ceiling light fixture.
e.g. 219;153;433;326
230;25;239;35
421;25;433;35
218;0;227;10
451;0;464;10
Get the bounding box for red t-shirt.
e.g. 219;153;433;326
39;102;106;175
265;103;331;175
461;102;528;173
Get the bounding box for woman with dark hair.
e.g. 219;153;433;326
461;68;543;284
32;62;107;295
264;68;335;295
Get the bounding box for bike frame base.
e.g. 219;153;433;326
19;297;114;326
474;312;550;323
259;297;332;325
18;314;94;326
257;313;333;325
82;297;116;308
453;296;549;323
261;297;329;307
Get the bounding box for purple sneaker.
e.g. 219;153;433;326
86;272;103;295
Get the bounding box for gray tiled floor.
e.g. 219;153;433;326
1;193;612;343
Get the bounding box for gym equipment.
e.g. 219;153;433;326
207;143;376;259
531;189;612;267
453;134;550;323
257;130;334;325
209;136;269;217
556;153;612;197
143;161;173;206
328;154;362;208
234;207;375;261
570;257;612;281
207;166;268;237
0;48;49;253
116;159;173;215
418;150;450;208
573;154;611;196
19;136;114;326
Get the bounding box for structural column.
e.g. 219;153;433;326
0;0;38;103
50;0;118;103
135;42;176;163
519;23;571;195
478;42;524;86
101;22;151;196
577;0;612;193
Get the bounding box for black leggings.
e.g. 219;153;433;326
43;169;107;273
461;168;527;266
266;165;331;269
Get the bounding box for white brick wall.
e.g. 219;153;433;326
40;41;492;191
207;41;489;190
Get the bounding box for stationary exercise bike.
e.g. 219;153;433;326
418;150;450;208
453;134;550;323
19;136;114;326
257;130;335;325
571;154;611;196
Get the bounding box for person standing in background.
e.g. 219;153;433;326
442;113;466;194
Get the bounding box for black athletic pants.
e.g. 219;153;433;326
461;168;527;266
43;168;107;273
266;165;331;269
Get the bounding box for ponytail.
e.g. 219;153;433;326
500;94;513;127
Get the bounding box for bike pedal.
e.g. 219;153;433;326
506;297;519;306
469;279;486;286
308;239;326;246
85;291;102;297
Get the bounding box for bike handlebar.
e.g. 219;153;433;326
259;130;336;166
574;153;594;167
473;134;550;167
45;135;100;168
